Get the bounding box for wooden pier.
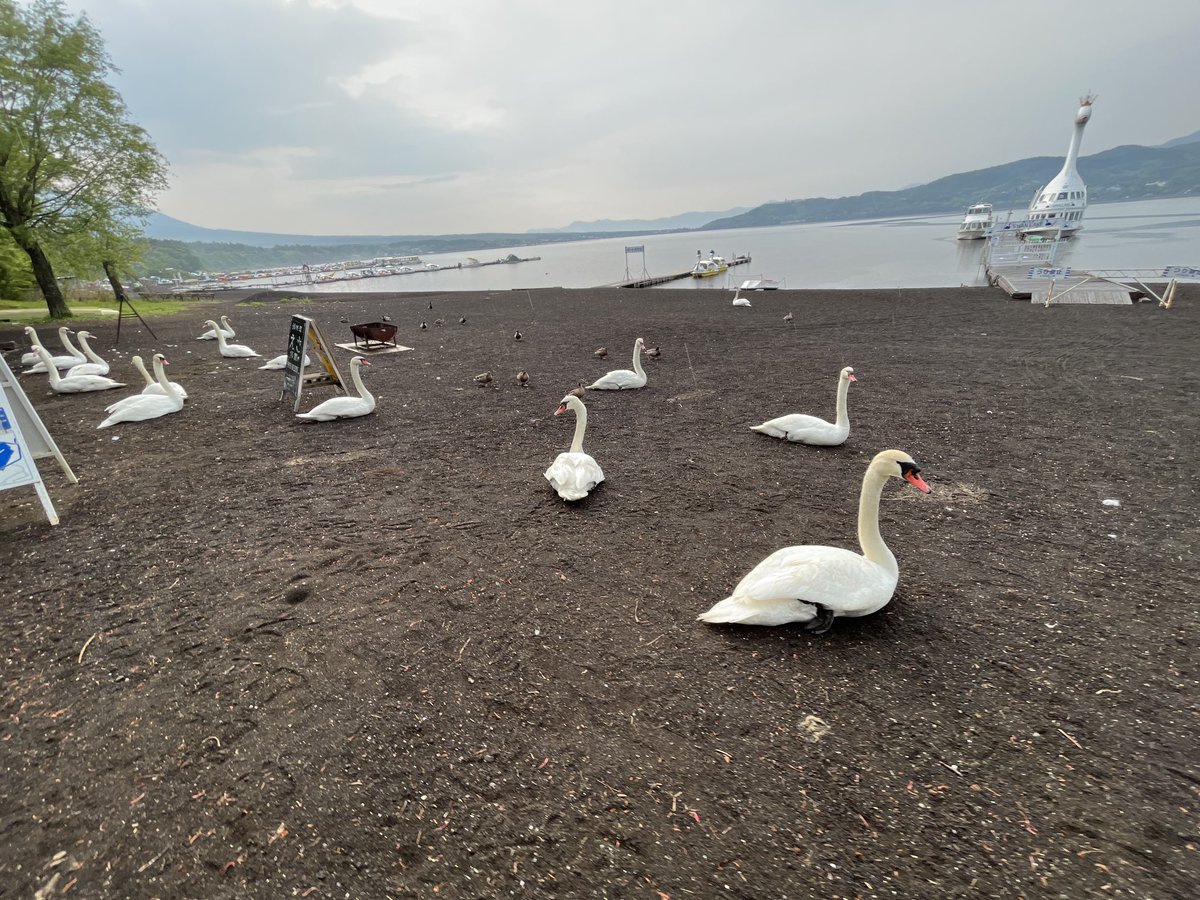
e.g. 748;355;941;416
983;232;1192;306
984;232;1133;304
616;254;752;289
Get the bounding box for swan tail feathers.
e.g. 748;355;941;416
697;594;818;627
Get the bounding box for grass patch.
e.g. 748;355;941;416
0;296;221;324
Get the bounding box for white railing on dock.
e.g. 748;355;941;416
984;230;1061;268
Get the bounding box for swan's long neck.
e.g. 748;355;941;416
151;358;171;391
133;357;154;386
60;330;84;359
27;329;45;351
350;363;373;401
212;326;228;350
569;402;588;452
78;334;104;364
834;376;851;428
857;467;898;574
631;342;644;378
37;350;61;387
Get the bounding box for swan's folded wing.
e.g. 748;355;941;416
728;546;891;615
544;452;604;500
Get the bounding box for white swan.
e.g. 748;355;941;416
295;357;374;422
18;325;48;366
106;355;187;412
258;353;309;370
33;346;125;393
204;319;260;358
97;354;184;428
64;331;110;376
751;366;857;446
22;326;87;373
732;288;752;307
544;394;605;501
698;449;932;631
587;337;647;390
197;315;235;340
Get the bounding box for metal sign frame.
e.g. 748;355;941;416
0;354;77;525
281;315;346;412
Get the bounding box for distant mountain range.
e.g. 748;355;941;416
703;136;1200;231
528;208;752;234
140;131;1199;274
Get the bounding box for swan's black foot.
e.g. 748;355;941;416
803;604;835;635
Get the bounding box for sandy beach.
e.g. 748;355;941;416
2;285;1197;897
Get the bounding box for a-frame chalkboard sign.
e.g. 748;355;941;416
0;354;77;525
281;315;346;412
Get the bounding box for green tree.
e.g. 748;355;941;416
0;226;34;297
0;0;167;317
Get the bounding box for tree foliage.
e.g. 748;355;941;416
0;0;168;315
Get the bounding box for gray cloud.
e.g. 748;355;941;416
63;0;1200;234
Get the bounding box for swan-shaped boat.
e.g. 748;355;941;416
751;366;856;446
698;449;931;631
544;394;605;501
587;337;647;390
65;331;110;377
203;320;260;358
197;315;235;340
258;353;309;370
22;326;87;373
97;355;184;427
295;357;374;421
106;355;187;412
32;346;125;393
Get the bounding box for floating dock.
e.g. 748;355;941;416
616;254;752;289
984;231;1193;306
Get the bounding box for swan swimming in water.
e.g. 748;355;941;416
544;394;605;501
698;449;931;632
97;355;185;428
295;357;374;422
751;366;857;446
587;337;647;390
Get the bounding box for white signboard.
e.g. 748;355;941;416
0;354;76;525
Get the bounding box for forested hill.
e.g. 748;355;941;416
703;142;1200;230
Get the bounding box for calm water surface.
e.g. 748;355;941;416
259;197;1200;294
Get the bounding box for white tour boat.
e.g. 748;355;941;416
957;202;994;240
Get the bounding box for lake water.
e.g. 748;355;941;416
258;197;1200;294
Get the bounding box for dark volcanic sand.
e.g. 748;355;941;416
1;286;1197;898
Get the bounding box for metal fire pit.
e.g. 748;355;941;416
350;321;398;350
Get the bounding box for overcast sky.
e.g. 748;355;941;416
60;0;1200;236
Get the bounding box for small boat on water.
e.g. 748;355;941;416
691;250;729;278
957;202;993;240
740;278;781;291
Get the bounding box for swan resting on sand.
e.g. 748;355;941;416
698;449;931;632
544;394;605;501
587;337;647;391
295;357;374;422
751;366;857;446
